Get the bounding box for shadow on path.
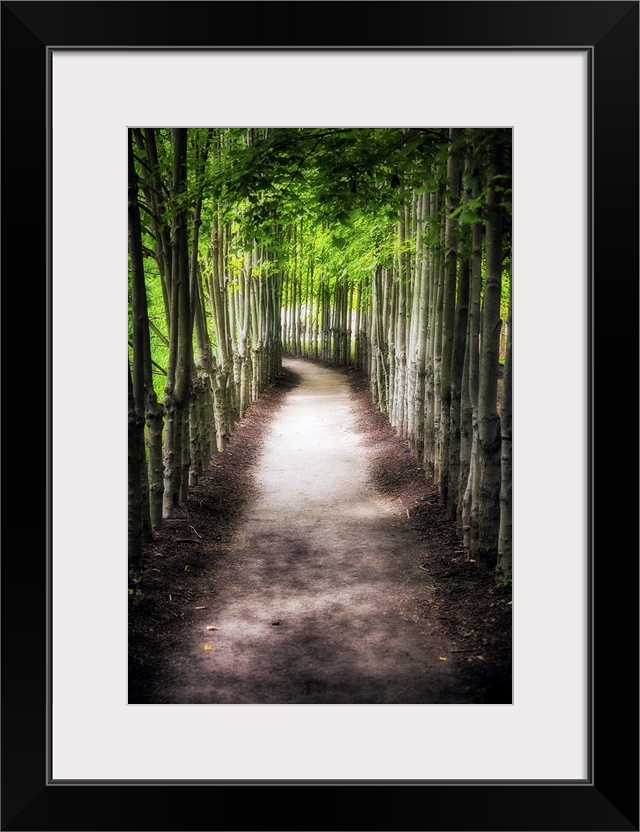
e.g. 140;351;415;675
152;357;476;704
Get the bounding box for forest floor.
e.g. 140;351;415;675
128;356;512;705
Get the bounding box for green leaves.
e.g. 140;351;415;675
449;194;484;224
458;210;484;224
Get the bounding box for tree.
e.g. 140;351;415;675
498;256;512;578
161;128;192;516
440;128;462;512
128;129;162;531
128;126;512;583
473;135;505;571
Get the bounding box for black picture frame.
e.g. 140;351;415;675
2;2;638;830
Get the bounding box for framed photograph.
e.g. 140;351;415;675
3;1;637;830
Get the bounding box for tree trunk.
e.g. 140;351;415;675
394;213;408;437
407;192;422;451
462;167;483;550
474;141;504;571
432;198;445;485
497;258;512;577
188;133;212;485
440;129;461;510
136;128;172;329
162;128;192;516
207;212;232;450
128;129;154;538
423;191;438;480
413;190;430;460
128;363;145;575
448;251;469;520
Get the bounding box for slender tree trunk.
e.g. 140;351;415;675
423;191;438;479
440;129;461;509
354;281;362;369
250;249;263;401
457;163;476;536
296;223;304;356
272;261;283;378
321;281;331;362
414;190;430;460
432;196;445;485
128;130;154;538
394;213;408;437
448;251;469;520
498;259;512;577
207;215;230;450
475;141;504;571
162;128;192;516
369;268;380;406
240;251;252;417
388;269;398;426
407;193;422;451
188;133;212;485
128;363;145;575
458;297;473;539
462;165;483;550
136;128;172;329
372;266;389;413
193;263;216;458
456;257;473;538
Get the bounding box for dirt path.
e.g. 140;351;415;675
149;357;476;704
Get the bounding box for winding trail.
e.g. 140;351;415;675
167;357;470;703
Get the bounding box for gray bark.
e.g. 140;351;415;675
475;142;504;571
440;129;461;510
498;258;512;577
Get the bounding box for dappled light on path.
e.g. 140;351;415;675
169;357;469;704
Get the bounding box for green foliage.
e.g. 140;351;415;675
448;194;484;225
501;263;511;324
201;128;452;241
130;125;512;412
